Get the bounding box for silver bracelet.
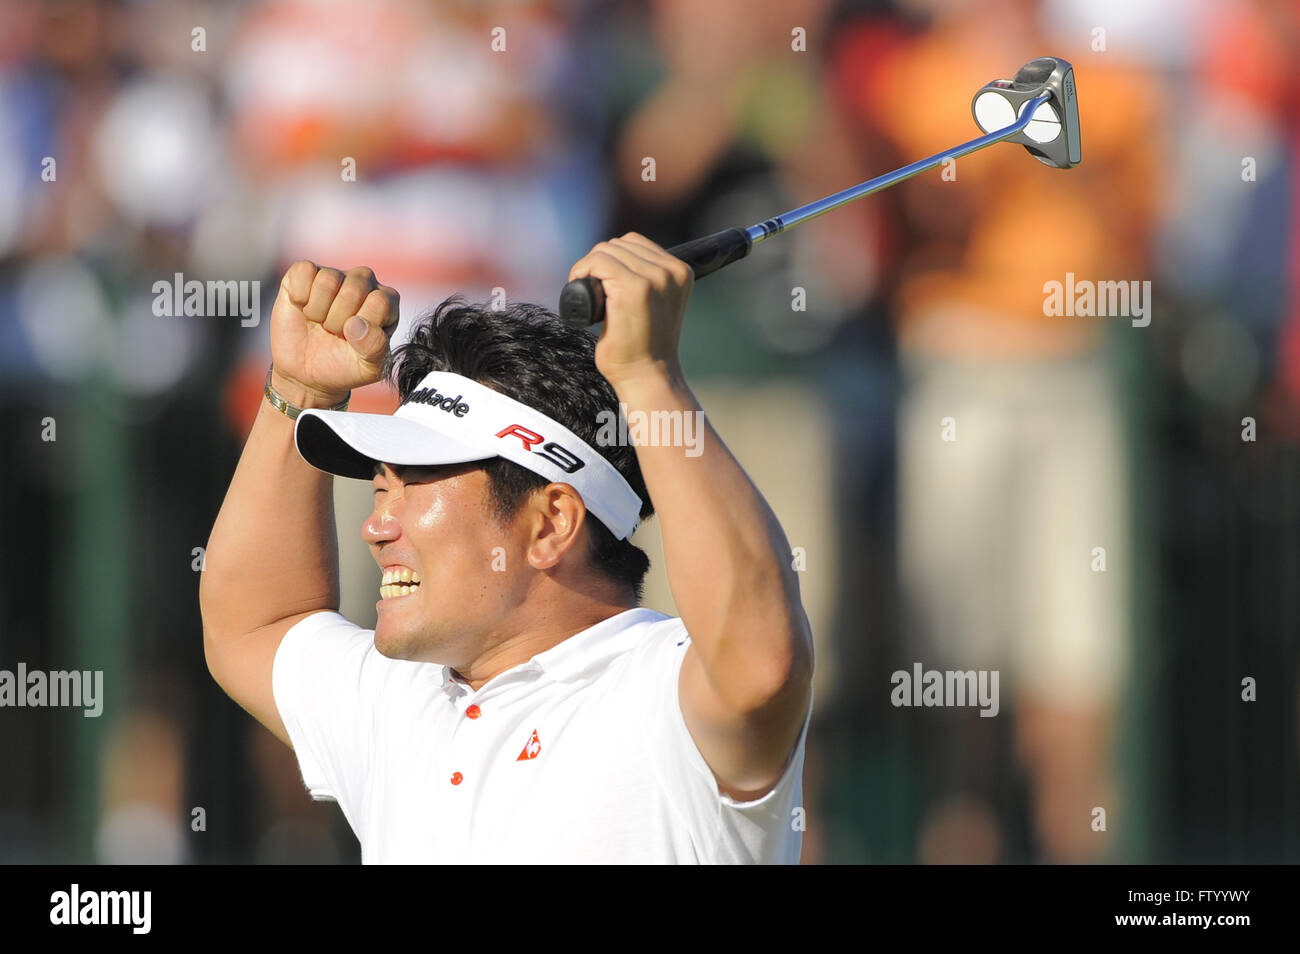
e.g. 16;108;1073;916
264;364;350;420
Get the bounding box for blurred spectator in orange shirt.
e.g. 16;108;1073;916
832;0;1169;861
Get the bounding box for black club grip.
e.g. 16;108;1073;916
558;228;753;328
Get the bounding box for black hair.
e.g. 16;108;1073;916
385;296;654;603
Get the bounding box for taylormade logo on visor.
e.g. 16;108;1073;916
404;387;470;417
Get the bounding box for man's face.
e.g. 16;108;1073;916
363;460;529;665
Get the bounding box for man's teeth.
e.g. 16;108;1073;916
380;568;421;600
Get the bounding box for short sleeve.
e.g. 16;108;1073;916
271;611;387;820
637;623;813;864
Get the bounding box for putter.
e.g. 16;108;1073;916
559;56;1081;328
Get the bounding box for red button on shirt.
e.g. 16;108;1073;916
466;705;481;719
450;772;463;785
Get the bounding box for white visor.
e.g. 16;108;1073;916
295;371;643;540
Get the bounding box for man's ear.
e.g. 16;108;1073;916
525;483;588;571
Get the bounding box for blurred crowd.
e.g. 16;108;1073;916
0;0;1297;863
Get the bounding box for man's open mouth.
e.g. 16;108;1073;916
380;568;421;601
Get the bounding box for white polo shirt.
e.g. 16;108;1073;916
271;606;811;863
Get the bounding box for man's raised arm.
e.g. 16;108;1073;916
198;262;398;744
567;234;814;802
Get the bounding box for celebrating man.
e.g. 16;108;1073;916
199;234;814;862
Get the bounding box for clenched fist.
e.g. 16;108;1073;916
269;261;399;407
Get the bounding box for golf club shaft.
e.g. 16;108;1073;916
559;91;1051;328
746;91;1051;244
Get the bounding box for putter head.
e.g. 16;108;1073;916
971;56;1081;168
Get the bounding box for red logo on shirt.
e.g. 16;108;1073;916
516;729;542;761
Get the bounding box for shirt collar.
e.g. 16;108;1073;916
527;607;668;681
438;607;669;696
